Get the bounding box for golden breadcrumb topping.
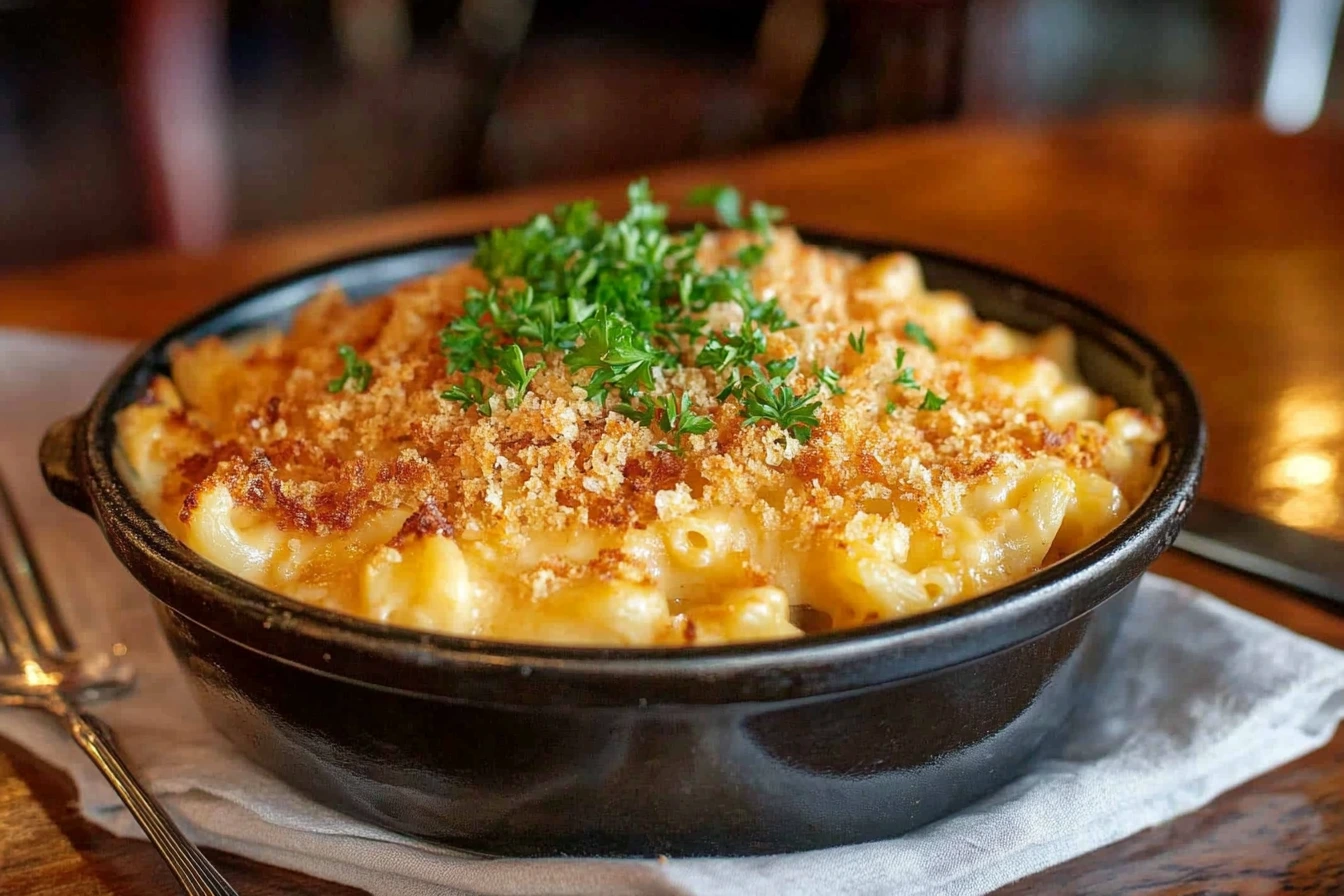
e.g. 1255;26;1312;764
118;221;1163;646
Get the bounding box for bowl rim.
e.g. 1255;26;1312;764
62;230;1205;704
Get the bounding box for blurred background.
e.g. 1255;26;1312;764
0;0;1340;270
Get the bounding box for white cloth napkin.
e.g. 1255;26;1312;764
2;327;1343;896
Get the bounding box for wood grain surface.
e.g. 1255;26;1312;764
2;113;1342;895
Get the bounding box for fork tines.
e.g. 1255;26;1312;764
0;474;77;667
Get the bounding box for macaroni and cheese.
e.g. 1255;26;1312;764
117;186;1163;647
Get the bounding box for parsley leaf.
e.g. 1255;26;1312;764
441;375;492;415
894;367;920;388
813;363;845;396
686;186;785;238
614;401;656;427
617;392;713;453
736;243;767;268
497;344;543;409
765;357;798;381
904;321;937;352
747;200;785;235
653;392;714;452
919;390;947;411
566;309;665;399
848;328;867;354
739;362;822;442
892;346;923;389
687;184;743;228
440;294;493;374
696;324;767;371
328;345;373;393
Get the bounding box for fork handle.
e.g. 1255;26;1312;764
60;703;240;896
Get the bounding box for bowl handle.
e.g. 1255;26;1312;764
41;414;94;517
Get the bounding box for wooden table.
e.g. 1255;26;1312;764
2;113;1342;894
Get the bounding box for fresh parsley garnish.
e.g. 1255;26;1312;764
814;363;845;396
884;399;897;415
433;180;844;443
565;307;665;400
687;184;743;228
739;363;822;442
696;324;767;372
686;184;784;238
328;345;373;393
617;392;714;453
893;347;919;389
904;321;937;352
746;199;786;235
894;367;919;389
848;328;867;354
765;356;798;381
689;184;782;270
440;305;491;374
497;344;543;408
441;374;491;415
919;390;947;411
736;243;767;268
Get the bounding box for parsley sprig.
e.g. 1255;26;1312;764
904;321;937;352
886;332;948;413
328;345;373;393
435;179;939;444
616;392;714;453
687;184;785;270
686;184;784;236
497;344;543;409
893;347;918;388
919;390;947;411
441;375;490;415
738;362;822;441
814;363;845;396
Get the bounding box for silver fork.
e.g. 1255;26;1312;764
0;474;239;896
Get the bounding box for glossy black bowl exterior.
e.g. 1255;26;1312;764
40;234;1204;856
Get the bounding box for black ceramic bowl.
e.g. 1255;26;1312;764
40;233;1203;857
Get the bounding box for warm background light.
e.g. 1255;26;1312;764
1253;388;1344;532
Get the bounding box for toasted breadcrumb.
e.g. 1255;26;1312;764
139;228;1161;556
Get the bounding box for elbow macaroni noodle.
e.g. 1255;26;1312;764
117;232;1163;647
